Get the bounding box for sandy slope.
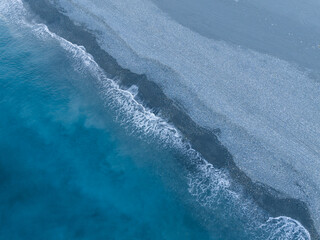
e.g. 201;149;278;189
54;0;320;233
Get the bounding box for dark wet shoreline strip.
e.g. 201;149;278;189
23;0;319;239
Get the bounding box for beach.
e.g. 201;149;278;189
21;0;320;239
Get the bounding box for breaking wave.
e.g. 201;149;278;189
0;1;312;239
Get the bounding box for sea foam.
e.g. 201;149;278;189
49;0;320;234
0;1;313;239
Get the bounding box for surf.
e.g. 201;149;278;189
0;1;312;239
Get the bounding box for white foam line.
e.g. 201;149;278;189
38;22;311;239
261;216;311;240
0;1;312;239
53;1;320;229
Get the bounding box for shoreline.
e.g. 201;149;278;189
24;0;319;239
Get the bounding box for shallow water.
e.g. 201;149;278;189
0;21;211;240
44;1;320;236
0;1;313;239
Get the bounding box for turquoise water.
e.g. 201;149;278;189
0;4;312;239
0;22;214;239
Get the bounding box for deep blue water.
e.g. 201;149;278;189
0;22;216;240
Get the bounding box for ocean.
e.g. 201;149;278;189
0;0;315;239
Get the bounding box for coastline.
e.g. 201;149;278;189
23;0;319;239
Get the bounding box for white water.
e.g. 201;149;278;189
47;0;320;234
0;0;314;239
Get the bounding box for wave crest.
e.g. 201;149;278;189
0;1;311;239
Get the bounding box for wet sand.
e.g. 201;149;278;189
24;0;319;239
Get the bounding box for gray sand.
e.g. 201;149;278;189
48;0;320;234
24;0;320;238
